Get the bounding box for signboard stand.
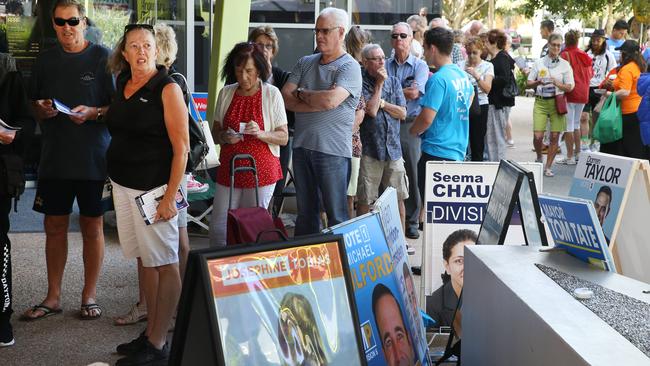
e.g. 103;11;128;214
569;152;650;283
170;235;366;366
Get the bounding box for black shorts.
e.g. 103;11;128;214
33;179;106;217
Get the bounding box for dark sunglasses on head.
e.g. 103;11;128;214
53;17;81;27
124;23;155;34
391;33;409;39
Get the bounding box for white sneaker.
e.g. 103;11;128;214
590;142;601;152
554;154;566;163
506;139;515;148
557;157;577;165
187;173;208;194
580;144;590;152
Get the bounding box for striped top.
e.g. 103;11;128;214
288;53;362;158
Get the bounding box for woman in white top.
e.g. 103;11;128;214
464;36;494;161
584;29;617;152
527;33;575;177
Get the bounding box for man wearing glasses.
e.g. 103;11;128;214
356;44;408;226
386;22;429;240
23;0;114;321
282;8;362;235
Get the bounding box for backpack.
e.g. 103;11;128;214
168;72;209;173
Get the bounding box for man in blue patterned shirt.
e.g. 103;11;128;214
356;44;408;229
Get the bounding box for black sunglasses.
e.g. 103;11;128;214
391;33;409;39
53;17;81;27
124;23;155;34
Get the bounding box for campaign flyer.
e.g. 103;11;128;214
569;152;635;243
207;242;363;366
539;194;616;272
330;213;423;366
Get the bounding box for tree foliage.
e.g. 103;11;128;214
443;0;489;29
521;0;633;20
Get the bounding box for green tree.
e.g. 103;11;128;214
521;0;634;31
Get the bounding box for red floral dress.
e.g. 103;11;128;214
216;89;283;188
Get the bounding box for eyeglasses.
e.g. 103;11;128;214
124;23;155;35
391;33;409;40
53;17;81;27
365;56;386;62
549;43;562;48
256;43;274;51
313;27;340;36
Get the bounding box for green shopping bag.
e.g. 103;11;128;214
593;93;623;144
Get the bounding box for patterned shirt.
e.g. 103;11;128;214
360;70;406;161
351;95;366;158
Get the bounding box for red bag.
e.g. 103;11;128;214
555;93;568;115
226;154;288;245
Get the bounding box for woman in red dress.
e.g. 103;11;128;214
209;43;288;246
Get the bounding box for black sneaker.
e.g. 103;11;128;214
116;340;169;366
0;322;14;347
116;331;147;356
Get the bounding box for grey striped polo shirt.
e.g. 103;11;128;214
288;52;362;158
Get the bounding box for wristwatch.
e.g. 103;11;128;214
296;87;304;100
379;99;385;109
96;107;103;121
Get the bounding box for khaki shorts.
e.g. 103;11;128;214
357;155;409;205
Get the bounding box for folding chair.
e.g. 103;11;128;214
186;174;215;232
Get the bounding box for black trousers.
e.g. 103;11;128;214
0;196;12;325
469;105;489;161
600;113;650;160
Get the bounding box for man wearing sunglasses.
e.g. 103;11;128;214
23;0;114;322
386;22;428;240
282;7;362;235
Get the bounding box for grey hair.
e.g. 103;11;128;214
319;7;349;31
548;33;563;44
406;15;427;30
429;17;446;29
392;22;413;34
361;43;382;59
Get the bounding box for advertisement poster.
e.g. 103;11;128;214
329;214;425;366
191;92;208;121
569;152;635;243
207;242;363;366
373;188;430;365
422;162;542;293
539;195;616;272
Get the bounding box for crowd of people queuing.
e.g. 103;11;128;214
0;0;649;364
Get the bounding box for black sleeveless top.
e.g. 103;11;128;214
106;66;175;191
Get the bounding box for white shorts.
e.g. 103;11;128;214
566;103;585;132
111;180;179;267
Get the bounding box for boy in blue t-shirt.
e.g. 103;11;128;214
409;27;474;199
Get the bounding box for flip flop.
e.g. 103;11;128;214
20;304;63;321
80;303;102;320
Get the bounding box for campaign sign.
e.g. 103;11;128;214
328;213;424;366
170;236;365;366
477;160;523;245
510;161;548;247
191;92;208;121
539;194;616;272
569;152;634;243
373;187;430;365
422;161;543;294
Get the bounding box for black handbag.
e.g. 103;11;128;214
502;72;519;98
169;73;209;173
